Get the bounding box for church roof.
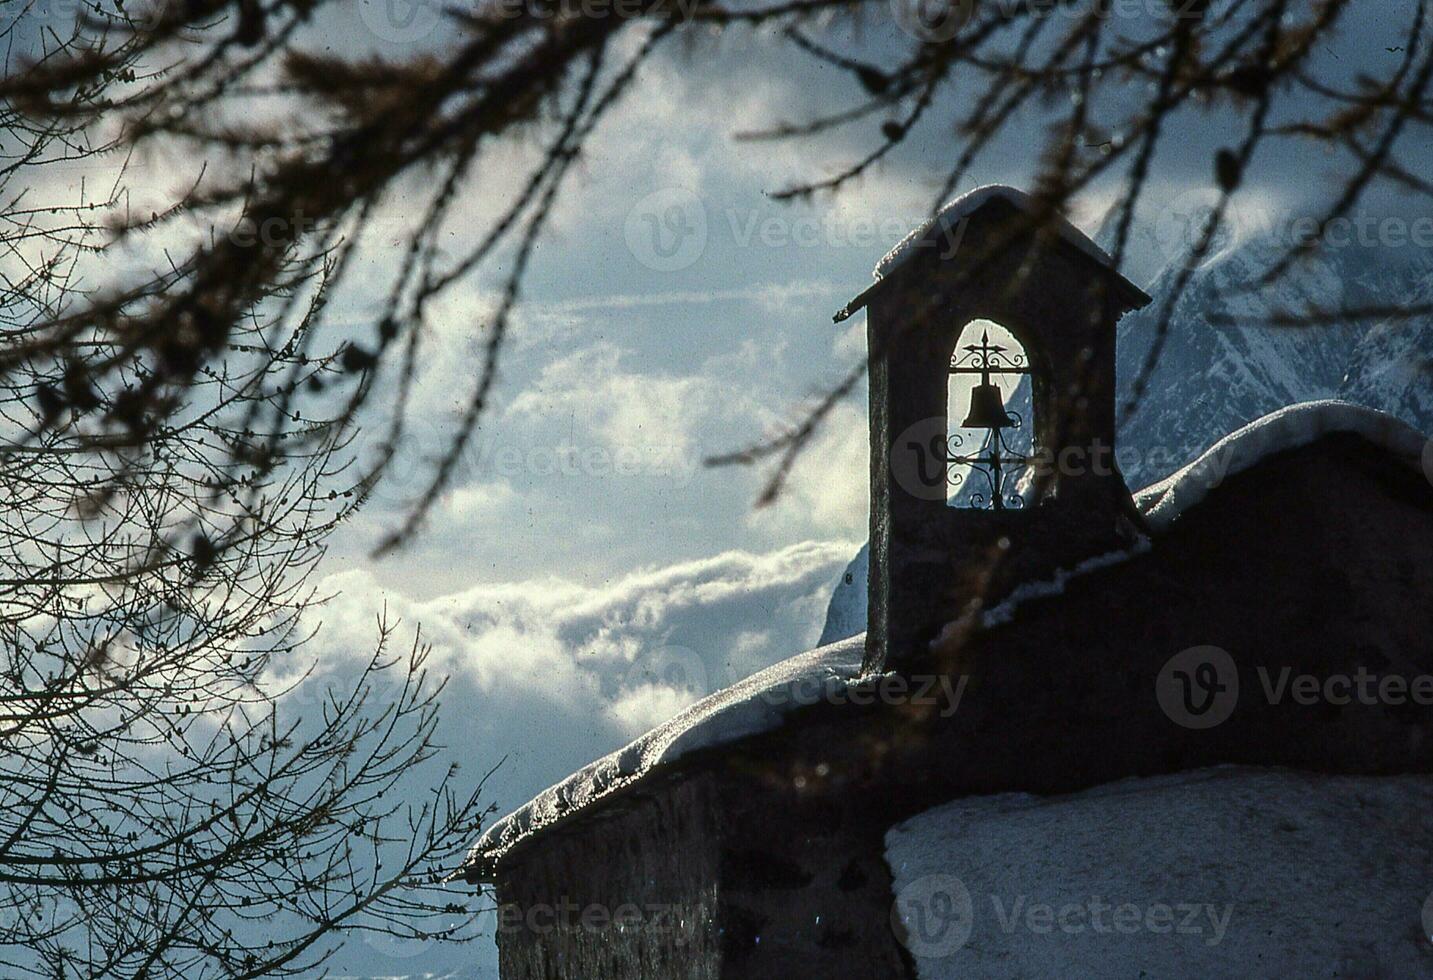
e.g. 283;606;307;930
463;635;866;879
834;184;1151;323
1136;400;1427;532
875;185;1113;279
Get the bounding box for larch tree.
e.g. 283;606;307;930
0;11;489;978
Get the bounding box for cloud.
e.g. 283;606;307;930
294;538;854;818
507;340;727;456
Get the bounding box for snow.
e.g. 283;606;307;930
886;767;1433;979
818;544;868;646
1135;399;1429;533
466;634;866;869
874;185;1114;280
924;539;1154;650
975;538;1152;630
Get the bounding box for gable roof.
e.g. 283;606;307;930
876;185;1113;278
463;635;866;879
834;185;1151;323
1136;400;1428;532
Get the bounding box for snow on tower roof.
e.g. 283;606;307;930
463;634;867;877
1135;400;1429;533
873;184;1114;280
834;185;1146;323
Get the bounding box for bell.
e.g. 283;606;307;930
961;382;1015;430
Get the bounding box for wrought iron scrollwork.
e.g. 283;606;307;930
948;329;1033;511
948;424;1033;511
950;343;1028;375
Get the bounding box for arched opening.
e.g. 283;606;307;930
947;319;1035;509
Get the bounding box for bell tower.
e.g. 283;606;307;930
834;186;1151;674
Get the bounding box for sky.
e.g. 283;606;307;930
6;0;1432;976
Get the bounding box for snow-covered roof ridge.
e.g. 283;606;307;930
465;634;867;873
1135;399;1429;533
874;185;1114;280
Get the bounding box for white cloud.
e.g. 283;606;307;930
291;538;854;820
747;398;869;539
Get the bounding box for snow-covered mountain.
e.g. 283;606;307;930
1340;284;1433;428
1114;230;1431;488
818;237;1433;646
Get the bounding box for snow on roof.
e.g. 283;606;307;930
873;185;1113;280
951;401;1428;635
930;402;1428;647
1135;399;1429;533
979;539;1151;629
465;634;866;873
886;767;1433;978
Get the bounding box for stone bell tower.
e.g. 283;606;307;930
835;186;1151;673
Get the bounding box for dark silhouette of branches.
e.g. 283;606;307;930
3;0;1426;534
0;15;491;977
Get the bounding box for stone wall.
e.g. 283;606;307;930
716;782;912;979
492;774;721;980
